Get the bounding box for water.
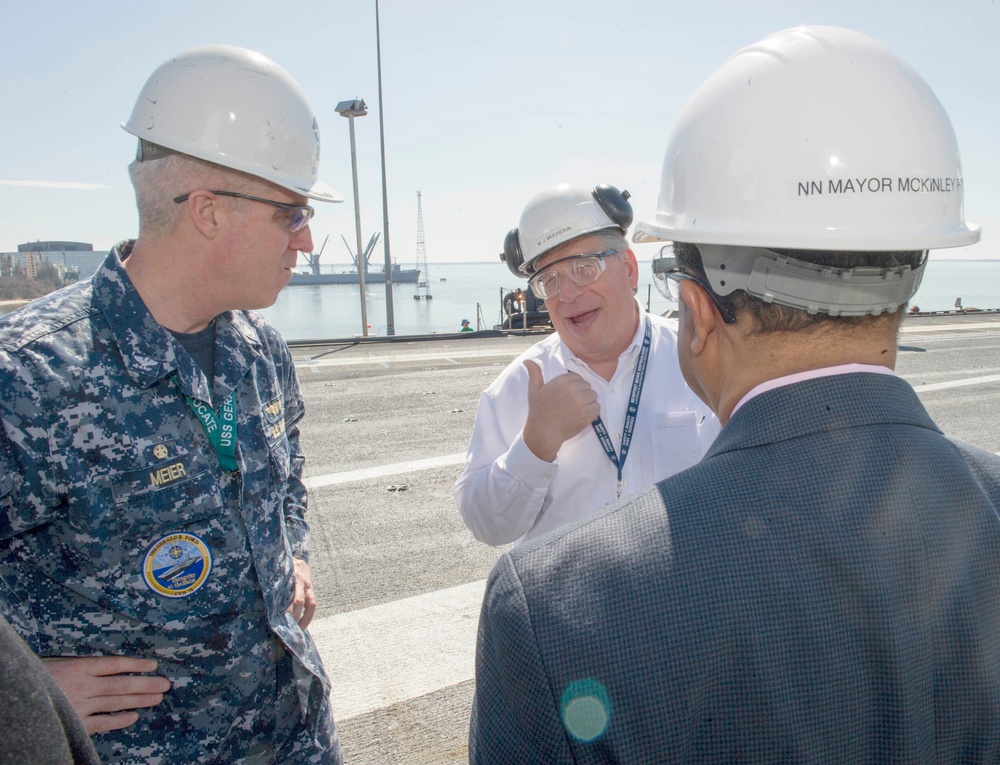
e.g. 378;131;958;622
259;261;520;340
259;258;1000;341
3;258;998;338
908;259;1000;314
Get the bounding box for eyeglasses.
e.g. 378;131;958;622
528;250;617;300
652;255;737;324
173;190;315;233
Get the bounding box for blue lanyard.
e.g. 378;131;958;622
171;376;239;472
591;317;652;498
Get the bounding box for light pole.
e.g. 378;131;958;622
375;0;395;335
335;98;369;337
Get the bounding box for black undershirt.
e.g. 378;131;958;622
169;319;216;381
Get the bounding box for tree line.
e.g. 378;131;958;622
0;262;70;301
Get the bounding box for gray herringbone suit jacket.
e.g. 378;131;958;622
471;373;1000;764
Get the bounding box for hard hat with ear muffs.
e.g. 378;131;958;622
501;183;633;277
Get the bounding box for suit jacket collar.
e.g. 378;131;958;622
707;373;941;459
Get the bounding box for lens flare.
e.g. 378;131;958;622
560;678;611;743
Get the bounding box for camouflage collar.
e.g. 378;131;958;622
94;241;262;401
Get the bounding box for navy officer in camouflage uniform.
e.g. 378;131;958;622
0;45;344;764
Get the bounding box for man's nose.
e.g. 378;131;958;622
291;224;314;253
557;275;585;302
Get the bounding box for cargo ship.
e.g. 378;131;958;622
289;263;421;286
288;233;421;286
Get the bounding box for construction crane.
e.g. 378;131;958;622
341;232;382;273
413;191;432;300
300;235;330;275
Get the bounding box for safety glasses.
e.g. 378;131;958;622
528;250;617;300
173;190;315;233
652;254;737;324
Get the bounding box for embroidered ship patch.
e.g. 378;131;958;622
143;532;212;598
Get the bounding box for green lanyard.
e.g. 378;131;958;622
172;376;239;471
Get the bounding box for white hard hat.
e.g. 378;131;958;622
123;45;343;203
502;184;632;277
633;26;979;251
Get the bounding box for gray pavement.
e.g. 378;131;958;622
292;315;1000;764
295;333;534;764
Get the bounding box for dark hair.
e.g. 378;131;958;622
672;242;924;333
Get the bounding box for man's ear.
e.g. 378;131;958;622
621;248;640;291
678;279;720;355
179;190;223;239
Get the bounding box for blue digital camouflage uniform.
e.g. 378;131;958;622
0;241;341;764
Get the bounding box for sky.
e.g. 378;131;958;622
1;0;997;267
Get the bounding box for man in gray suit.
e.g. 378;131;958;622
470;26;1000;764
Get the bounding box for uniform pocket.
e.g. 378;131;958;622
110;446;238;619
111;444;220;537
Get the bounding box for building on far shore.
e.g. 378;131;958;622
2;241;104;280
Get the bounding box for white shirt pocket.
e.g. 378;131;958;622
652;411;703;480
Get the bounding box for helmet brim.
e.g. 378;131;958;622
302;179;344;204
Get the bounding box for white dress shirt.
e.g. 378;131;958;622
454;304;719;546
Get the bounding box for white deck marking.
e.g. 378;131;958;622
304;453;465;489
296;347;522;369
292;321;994;371
911;374;1000;393
302;369;1000;491
901;321;1000;334
310;579;486;721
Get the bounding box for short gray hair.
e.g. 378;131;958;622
128;152;256;240
592;229;629;255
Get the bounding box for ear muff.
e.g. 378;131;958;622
501;185;634;279
592;184;633;232
501;228;525;277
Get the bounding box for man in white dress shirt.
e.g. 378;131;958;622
453;183;719;546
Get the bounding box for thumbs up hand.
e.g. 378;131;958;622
521;360;600;462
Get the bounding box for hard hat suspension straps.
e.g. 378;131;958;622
699;244;927;317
